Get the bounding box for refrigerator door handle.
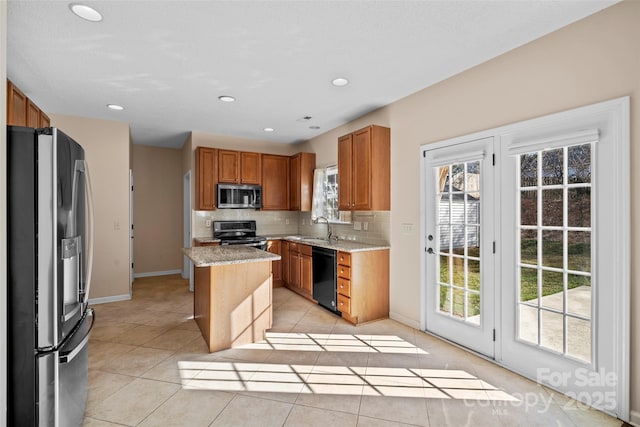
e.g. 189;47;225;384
59;308;94;364
75;160;95;305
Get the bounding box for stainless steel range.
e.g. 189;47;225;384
213;220;267;250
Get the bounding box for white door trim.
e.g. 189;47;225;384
183;171;194;291
419;96;629;420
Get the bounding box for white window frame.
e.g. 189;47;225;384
419;96;630;421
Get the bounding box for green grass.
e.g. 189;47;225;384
438;240;591;312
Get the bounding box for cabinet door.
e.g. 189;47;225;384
218;150;240;183
289;252;300;288
27;99;40;128
196;147;217;210
262;154;289;210
352;127;372;210
267;240;282;282
39;111;50;128
289;154;301;210
338;134;353;210
301;254;312;296
241;152;262;184
7;80;27;126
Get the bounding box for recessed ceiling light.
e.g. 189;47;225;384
263;127;274;132
331;77;349;87
106;104;124;111
69;3;103;22
309;126;321;130
218;95;236;103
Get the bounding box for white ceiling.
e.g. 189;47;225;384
7;1;617;148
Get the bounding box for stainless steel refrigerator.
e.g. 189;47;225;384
7;126;95;426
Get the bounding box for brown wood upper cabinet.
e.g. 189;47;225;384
338;125;390;211
289;152;316;211
240;151;262;184
7;80;50;128
196;147;217;210
218;150;240;183
261;154;289;210
218;149;262;185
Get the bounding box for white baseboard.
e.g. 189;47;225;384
629;410;640;426
389;311;421;330
88;294;131;305
133;269;182;279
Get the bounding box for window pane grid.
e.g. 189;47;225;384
516;143;592;363
436;161;482;325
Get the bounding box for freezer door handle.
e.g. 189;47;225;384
59;308;94;364
75;160;95;305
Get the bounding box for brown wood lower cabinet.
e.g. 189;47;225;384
337;249;389;324
266;240;282;285
284;242;312;299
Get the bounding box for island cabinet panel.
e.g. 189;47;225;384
338;125;390;211
337;249;389;325
262;154;289;210
300;246;312;297
240;151;262;184
218;149;240;183
267;239;282;285
194;261;273;353
196;147;217;210
289;152;316;211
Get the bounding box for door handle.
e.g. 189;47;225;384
427;248;434;254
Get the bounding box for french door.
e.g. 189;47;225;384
422;97;629;418
424;137;495;357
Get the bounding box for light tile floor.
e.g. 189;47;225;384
83;275;624;427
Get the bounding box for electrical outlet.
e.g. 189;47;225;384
302;219;306;225
205;219;211;227
285;218;290;225
363;222;368;231
353;221;362;231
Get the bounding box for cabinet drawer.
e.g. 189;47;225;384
337;278;351;297
337;264;351;280
337;293;351;314
300;244;312;257
337;251;351;267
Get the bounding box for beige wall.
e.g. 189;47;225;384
132;145;183;274
50;114;131;300
299;1;640;417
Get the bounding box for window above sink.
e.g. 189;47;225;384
312;165;352;224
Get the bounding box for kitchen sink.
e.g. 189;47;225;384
301;238;331;245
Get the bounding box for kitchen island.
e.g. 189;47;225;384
182;246;281;352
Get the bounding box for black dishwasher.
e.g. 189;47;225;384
312;246;340;315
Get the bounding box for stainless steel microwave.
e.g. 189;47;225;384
217;184;262;209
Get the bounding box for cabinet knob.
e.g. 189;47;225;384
340;284;344;289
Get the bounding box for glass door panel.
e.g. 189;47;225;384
425;137;494;357
516;143;592;363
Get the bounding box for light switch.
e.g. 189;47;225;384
353;221;362;230
401;223;413;234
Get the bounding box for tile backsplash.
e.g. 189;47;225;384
194;210;299;238
194;210;390;246
298;211;390;246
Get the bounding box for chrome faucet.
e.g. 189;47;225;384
314;216;332;241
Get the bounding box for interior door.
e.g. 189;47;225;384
424;137;495;357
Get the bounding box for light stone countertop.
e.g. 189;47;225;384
193;237;221;244
182;246;280;267
262;234;390;253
